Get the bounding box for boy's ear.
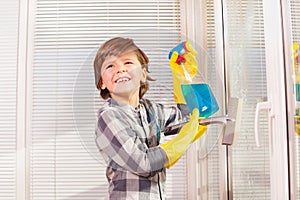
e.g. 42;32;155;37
100;80;106;90
141;68;147;82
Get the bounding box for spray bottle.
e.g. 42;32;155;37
169;41;219;118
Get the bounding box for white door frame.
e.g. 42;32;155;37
262;0;290;198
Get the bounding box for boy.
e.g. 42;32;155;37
93;37;206;199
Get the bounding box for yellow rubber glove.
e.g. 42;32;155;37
168;123;207;166
171;69;186;104
160;108;207;168
192;124;207;143
169;48;198;104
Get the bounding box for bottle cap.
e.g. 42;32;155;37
185;41;198;56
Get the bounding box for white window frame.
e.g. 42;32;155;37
17;0;30;199
183;0;228;199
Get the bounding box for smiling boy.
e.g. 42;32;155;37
93;37;206;200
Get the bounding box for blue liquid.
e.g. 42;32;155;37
294;83;300;101
181;83;219;118
294;83;300;116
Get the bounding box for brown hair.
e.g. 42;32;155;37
94;37;153;99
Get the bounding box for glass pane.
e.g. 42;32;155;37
286;0;300;198
192;1;225;199
29;0;186;199
224;0;270;199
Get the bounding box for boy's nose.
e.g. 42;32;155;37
116;64;127;73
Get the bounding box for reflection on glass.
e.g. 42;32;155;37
292;42;300;136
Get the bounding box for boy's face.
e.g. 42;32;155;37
100;51;147;101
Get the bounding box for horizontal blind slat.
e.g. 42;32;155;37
0;1;18;199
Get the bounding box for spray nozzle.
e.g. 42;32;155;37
168;41;198;82
168;41;198;61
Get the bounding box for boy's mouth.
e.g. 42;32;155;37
115;76;130;83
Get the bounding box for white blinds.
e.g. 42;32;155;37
224;0;270;199
30;0;186;199
0;1;19;199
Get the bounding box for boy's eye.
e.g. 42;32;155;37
105;64;113;69
125;61;133;65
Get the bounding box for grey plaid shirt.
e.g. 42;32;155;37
95;98;189;200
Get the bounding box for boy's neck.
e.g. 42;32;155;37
111;94;140;107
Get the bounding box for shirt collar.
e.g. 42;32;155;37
108;98;142;113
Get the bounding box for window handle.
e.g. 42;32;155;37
255;101;272;147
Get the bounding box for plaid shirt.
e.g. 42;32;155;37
95;98;189;200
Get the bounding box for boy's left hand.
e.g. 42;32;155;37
169;48;198;104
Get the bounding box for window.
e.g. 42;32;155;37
28;0;187;199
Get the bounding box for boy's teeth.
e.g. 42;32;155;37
116;78;129;83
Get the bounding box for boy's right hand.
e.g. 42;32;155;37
160;108;207;168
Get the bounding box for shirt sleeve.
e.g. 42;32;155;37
152;102;190;133
95;108;167;177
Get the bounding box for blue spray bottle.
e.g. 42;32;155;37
169;41;219;118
